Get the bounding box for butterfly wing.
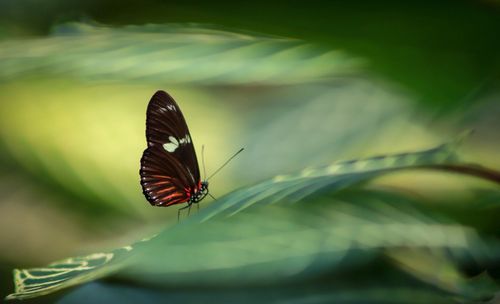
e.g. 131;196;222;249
140;90;200;206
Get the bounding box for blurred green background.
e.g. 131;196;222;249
1;0;500;303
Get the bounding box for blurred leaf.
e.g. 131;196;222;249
0;22;361;85
55;281;455;304
6;138;500;301
387;249;498;300
237;80;430;180
2;1;499;108
0;173;113;265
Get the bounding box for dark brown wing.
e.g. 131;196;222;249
140;90;200;206
145;90;201;183
140;146;192;206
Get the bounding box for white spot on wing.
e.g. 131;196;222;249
169;136;179;145
163;135;191;153
164;142;178;152
163;136;179;152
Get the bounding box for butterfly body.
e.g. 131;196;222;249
189;181;209;205
140;90;208;208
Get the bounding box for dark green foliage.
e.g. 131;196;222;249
7;140;500;303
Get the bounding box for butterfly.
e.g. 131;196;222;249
140;90;243;216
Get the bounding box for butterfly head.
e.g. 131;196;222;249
190;181;209;204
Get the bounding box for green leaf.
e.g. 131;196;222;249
6;138;500;301
0;23;360;85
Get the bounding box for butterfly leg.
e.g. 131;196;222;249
177;203;191;222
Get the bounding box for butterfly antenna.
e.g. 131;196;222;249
207;148;244;181
202;144;207;180
208;193;217;201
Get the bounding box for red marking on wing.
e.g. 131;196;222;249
150;180;173;186
162;195;187;206
155;186;176;194
184;186;192;198
164;199;184;206
150;175;172;179
164;192;183;200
